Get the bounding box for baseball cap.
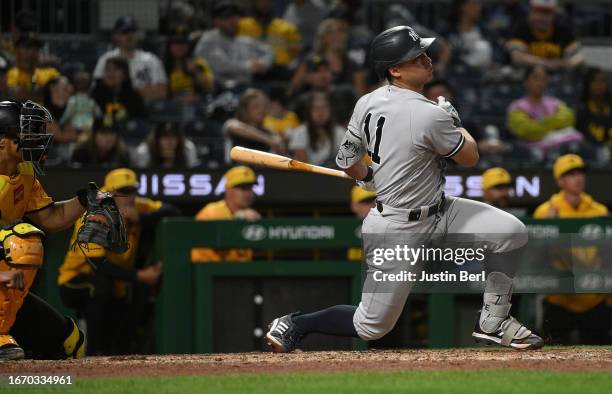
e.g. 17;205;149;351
530;0;558;11
169;25;190;43
305;55;329;71
553;154;584;179
114;15;138;33
104;168;139;192
213;1;243;18
351;186;376;204
481;168;512;191
93;113;120;134
225;166;256;189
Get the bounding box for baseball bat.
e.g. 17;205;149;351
230;146;352;179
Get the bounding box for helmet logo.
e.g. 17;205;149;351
407;27;420;42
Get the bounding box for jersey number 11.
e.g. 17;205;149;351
364;113;386;164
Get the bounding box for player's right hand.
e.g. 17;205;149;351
356;179;376;192
0;270;25;290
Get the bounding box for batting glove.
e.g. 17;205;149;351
356;167;376;192
437;96;462;127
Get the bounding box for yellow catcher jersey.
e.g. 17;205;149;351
0;162;53;227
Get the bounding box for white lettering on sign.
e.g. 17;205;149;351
163;174;185;196
135;173;265;197
516;176;539;197
267;226;335;240
445;176;463;196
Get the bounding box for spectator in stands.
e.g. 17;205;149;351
290;18;367;97
485;0;527;40
507;66;581;159
43;76;74;139
263;83;300;139
442;0;494;71
288;54;332;99
506;0;583;71
193;1;274;90
576;68;612;158
6;32;59;101
223;88;285;156
347;185;376;262
41;76;80;164
60;71;101;134
71;114;131;168
165;25;214;101
288;91;344;165
133;121;200;169
283;0;328;49
93;15;168;102
91;56;147;120
192;166;260;263
58;168;169;355
239;0;301;79
290;55;357;125
533;154;610;345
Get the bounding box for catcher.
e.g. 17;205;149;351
0;100;127;360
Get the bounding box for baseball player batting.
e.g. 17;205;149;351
266;26;543;351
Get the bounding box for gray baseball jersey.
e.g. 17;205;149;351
336;84;465;208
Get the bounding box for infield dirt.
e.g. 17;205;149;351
1;348;611;378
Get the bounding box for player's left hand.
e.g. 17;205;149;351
0;270;25;290
437;96;462;127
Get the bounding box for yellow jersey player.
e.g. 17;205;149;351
191;166;260;263
58;168;177;355
0;100;89;360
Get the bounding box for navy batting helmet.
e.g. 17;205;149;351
370;26;435;79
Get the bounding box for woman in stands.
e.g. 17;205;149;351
223;88;285;159
133;121;200;169
287;91;344;166
289;18;367;97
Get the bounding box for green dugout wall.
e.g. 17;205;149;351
154;217;612;354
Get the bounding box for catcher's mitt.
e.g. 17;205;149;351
74;183;128;254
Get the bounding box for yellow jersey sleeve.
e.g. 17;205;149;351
25;178;54;214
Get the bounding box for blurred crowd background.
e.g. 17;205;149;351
1;0;611;171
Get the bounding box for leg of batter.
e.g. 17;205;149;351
439;196;543;349
266;208;437;351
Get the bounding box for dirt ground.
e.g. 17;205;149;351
1;348;611;378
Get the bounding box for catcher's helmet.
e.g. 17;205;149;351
370;26;435;79
0;100;53;173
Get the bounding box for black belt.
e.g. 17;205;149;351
376;194;446;221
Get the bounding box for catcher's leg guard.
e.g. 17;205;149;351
0;223;44;335
0;334;24;361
